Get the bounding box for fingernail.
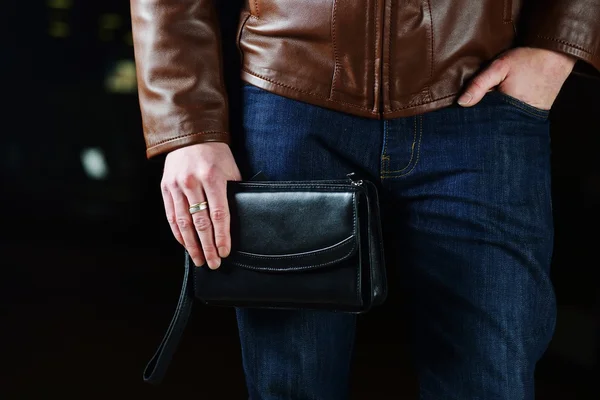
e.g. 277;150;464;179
457;92;472;106
218;246;229;258
209;259;221;270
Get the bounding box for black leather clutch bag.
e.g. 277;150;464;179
143;172;387;384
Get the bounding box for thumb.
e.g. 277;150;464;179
458;59;510;107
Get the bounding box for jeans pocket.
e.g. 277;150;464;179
489;90;550;121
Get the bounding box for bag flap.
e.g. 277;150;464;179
225;183;360;272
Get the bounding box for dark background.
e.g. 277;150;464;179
1;1;598;398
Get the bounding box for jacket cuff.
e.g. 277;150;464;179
524;35;600;71
146;131;231;159
520;0;600;71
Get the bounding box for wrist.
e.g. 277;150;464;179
529;47;577;69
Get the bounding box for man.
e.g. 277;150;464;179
130;1;599;398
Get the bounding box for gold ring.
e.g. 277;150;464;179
189;201;208;214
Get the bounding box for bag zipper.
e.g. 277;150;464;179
347;172;364;186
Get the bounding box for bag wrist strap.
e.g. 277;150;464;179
143;252;194;384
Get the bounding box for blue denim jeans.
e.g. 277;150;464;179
231;84;556;400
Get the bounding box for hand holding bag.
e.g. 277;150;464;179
143;172;387;384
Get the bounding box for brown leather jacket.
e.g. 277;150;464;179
130;0;600;158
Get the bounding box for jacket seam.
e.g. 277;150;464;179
426;0;434;82
426;0;434;102
243;68;376;112
503;0;512;23
329;0;339;99
386;1;392;110
373;0;380;113
535;35;595;56
147;131;229;150
386;92;456;113
368;1;373;108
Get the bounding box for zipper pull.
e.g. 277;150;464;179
346;172;363;186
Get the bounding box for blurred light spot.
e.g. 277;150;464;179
49;21;70;38
105;60;137;94
100;13;122;30
81;148;109;180
99;14;123;42
47;0;72;9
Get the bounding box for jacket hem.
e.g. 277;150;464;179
382;93;459;119
242;70;461;120
241;70;380;119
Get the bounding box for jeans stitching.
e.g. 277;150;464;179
383;115;421;174
493;91;549;119
501;98;549;119
382;115;423;177
380;120;390;176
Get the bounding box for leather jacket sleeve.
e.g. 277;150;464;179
521;0;600;70
130;0;230;159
